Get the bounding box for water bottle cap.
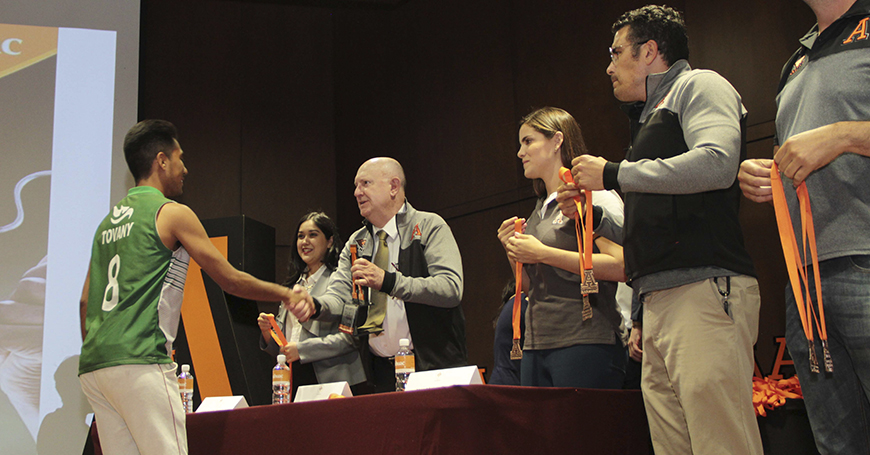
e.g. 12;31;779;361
399;338;410;347
181;364;190;372
277;354;286;364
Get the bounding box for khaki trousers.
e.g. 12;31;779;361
80;363;187;455
641;276;763;454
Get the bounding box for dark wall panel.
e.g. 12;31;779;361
513;0;665;166
332;8;395;238
140;1;246;218
687;0;816;126
141;0;337;285
237;4;337;256
332;0;518;230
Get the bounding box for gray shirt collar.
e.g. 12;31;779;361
640;59;692;122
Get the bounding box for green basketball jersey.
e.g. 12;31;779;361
79;186;190;375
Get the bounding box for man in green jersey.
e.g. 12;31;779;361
78;120;311;455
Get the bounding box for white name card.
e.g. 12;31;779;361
195;395;248;413
405;365;483;391
294;381;352;402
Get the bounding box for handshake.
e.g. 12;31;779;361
281;285;315;322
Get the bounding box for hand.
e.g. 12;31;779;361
351;258;385;290
497;217;524;250
280;342;300;362
283;285;314;322
257;312;274;333
738;159;774;203
774;124;845;186
628;325;643;362
570;155;607;191
505;232;546;264
555;182;585;219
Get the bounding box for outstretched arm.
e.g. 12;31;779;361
158;203;313;320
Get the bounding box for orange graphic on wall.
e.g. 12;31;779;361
181;236;233;399
0;24;58;80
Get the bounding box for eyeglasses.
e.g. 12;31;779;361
608;41;647;62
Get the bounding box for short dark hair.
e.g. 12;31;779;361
612;5;688;67
520;107;588;198
123;119;179;182
283;211;343;287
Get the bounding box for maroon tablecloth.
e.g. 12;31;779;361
186;385;649;455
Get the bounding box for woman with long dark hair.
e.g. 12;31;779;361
258;212;365;398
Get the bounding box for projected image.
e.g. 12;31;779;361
0;24;56;449
0;23;117;454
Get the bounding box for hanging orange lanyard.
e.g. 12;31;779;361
339;245;364;335
559;167;597;320
349;244;362;301
770;162;831;373
267;314;288;347
510;219;524;360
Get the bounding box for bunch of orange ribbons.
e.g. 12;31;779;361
752;375;802;417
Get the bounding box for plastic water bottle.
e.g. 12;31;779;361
395;338;415;391
272;354;291;404
178;364;194;413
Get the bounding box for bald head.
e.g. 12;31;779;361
360;157;406;188
354;157;407;227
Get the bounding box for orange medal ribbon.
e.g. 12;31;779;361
349;244;361;301
510;219;524;360
770;162;831;373
338;245;364;335
559;167;597;320
752;375;803;417
267;314;288;347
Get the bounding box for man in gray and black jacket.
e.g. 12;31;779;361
558;5;762;454
290;157;466;393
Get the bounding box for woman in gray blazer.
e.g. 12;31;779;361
258;212;366;398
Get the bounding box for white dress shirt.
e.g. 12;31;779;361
368;204;414;357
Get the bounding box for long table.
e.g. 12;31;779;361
185;385;649;455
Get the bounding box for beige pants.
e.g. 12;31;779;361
80;363;187;455
641;276;762;454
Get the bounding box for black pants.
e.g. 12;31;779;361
291;360;318;401
370;355;396;394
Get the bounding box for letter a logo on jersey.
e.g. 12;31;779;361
111;205;134;224
843;17;869;44
412;224;422;239
790;55;807;76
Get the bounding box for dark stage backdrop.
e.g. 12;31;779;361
139;0;816;382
